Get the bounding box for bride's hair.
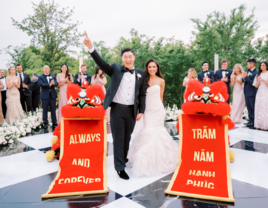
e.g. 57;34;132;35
144;59;164;88
8;66;15;75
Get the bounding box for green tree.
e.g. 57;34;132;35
190;4;258;71
12;0;83;74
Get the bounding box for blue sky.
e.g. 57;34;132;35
0;0;267;69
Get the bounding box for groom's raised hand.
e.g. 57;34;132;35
83;31;93;50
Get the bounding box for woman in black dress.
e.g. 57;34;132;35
30;72;40;111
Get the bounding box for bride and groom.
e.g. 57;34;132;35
83;31;178;180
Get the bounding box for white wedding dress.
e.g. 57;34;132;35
127;85;179;177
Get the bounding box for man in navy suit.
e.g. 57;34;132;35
198;61;215;84
74;64;91;87
214;59;233;104
242;59;258;129
38;65;58;131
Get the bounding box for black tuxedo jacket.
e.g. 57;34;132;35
214;69;233;94
89;50;146;117
38;74;58;100
198;70;215;83
74;73;91;87
17;72;32;96
242;68;258;97
29;81;40;95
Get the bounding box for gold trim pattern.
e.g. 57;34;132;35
42;118;109;198
165;114;235;203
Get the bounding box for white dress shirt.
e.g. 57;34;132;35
203;70;209;77
44;73;50;83
17;72;24;82
222;70;226;77
0;77;7;91
248;68;255;76
112;68;136;105
89;47;136;105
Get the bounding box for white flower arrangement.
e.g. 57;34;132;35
165;104;183;121
0;108;48;146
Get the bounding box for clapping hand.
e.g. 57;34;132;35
243;71;248;78
50;79;54;86
257;76;261;82
22;84;28;88
83;31;93;50
78;73;82;81
221;77;227;82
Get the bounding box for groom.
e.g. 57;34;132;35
83;31;146;180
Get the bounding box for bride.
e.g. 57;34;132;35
127;59;179;177
5;66;24;124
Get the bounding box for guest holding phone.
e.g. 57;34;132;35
74;64;91;87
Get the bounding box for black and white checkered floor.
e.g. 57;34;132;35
0;122;268;208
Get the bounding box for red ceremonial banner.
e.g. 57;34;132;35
165;114;234;202
42;118;108;198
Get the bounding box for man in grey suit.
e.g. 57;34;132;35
83;31;146;180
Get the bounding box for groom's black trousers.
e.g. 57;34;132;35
110;102;136;171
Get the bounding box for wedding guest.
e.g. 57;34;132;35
91;66;110;123
198;61;214;84
253;61;268;130
74;64;91;87
0;80;4;124
57;64;73;123
0;70;7;118
5;66;24;124
242;59;258;129
230;64;245;124
183;68;197;102
29;73;40;111
38;65;58;131
16;64;33;112
214;59;233;104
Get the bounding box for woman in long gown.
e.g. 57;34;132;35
0;81;4;124
5;66;24;124
127;59;179;177
57;64;73;123
182;68;197;102
253;61;268;130
91;67;110;123
230;64;245;124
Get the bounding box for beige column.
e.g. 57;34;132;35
79;57;83;72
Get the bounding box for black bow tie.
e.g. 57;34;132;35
0;77;4;79
123;68;134;74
